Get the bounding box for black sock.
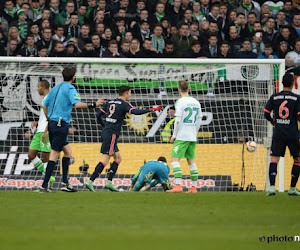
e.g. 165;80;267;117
269;162;277;186
62;157;70;184
108;161;119;181
90;162;105;181
291;164;300;187
42;160;55;188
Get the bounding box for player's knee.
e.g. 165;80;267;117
63;149;72;158
64;152;72;158
41;153;49;163
102;159;109;166
187;159;195;165
28;153;35;161
115;155;122;163
171;157;179;163
270;156;280;163
133;184;141;192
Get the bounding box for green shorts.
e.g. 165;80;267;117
29;132;51;152
171;140;196;159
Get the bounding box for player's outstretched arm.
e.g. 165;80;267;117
130;105;163;115
74;98;105;109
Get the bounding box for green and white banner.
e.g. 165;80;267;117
76;63;279;90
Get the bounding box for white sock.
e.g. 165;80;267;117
189;163;198;187
171;161;182;185
175;179;182;185
31;156;41;165
31;156;44;172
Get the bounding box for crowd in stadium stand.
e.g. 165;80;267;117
0;0;300;66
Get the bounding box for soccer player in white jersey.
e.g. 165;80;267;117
167;81;202;193
28;80;55;190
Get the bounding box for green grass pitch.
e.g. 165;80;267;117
0;191;299;250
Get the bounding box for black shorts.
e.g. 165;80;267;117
271;135;300;157
48;120;69;152
101;130;119;156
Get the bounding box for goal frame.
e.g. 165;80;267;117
0;57;286;191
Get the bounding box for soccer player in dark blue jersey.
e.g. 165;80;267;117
84;85;162;192
264;73;300;196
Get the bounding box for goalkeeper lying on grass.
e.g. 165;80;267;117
130;156;173;191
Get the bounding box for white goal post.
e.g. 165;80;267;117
0;57;286;192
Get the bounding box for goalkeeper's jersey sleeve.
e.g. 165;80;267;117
36;95;48;133
175;96;202;142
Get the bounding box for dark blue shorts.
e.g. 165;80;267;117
271;135;300;157
101;130;119;156
48;120;69;152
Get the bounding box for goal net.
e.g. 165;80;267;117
0;57;286;191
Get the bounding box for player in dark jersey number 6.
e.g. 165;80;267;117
264;73;300;196
84;85;162;192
